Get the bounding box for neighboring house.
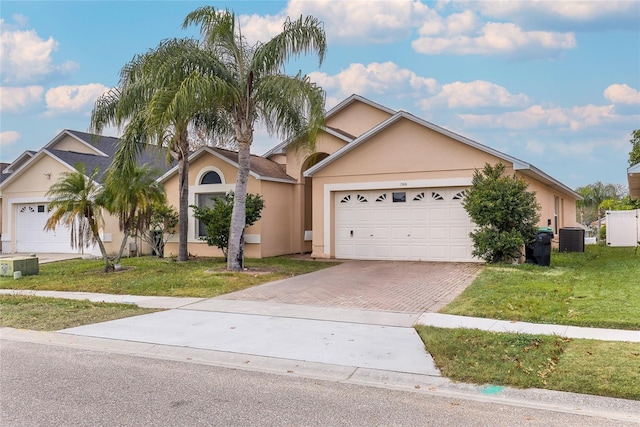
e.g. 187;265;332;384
0;130;171;255
160;94;581;262
628;162;640;200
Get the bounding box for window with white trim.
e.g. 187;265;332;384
197;193;225;237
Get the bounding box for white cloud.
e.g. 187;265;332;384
418;80;530;110
413;21;576;57
0;85;43;112
44;83;109;115
240;0;436;44
459;103;618;131
604;84;640;105
0;18;78;84
464;0;640;29
0;130;20;147
309;62;438;99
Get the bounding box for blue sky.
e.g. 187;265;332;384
1;1;639;190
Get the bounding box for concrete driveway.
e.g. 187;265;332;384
218;260;483;313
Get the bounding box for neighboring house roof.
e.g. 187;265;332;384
628;162;640;199
304;109;582;200
157;146;296;184
0;129;174;190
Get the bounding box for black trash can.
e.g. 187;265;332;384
526;227;553;266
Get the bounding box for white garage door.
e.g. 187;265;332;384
335;188;475;261
16;203;75;253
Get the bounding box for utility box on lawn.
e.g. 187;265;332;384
0;256;39;277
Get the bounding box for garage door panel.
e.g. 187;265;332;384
410;227;427;239
373;227;391;238
450;246;470;259
429;207;448;221
427;245;448;259
409;208;428;221
429;226;448;239
353;244;372;257
450;208;470;221
450;226;470;240
391;227;410;239
373;209;392;221
391;245;409;258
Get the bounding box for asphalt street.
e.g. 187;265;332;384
1;341;636;427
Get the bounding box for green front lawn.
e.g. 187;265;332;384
416;326;640;401
0;295;159;331
442;245;640;330
0;256;341;298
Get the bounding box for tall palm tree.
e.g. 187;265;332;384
183;6;326;271
90;38;229;262
45;164;111;271
102;163;167;264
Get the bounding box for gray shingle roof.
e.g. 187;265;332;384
58;130;175;183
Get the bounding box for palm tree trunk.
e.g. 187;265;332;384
177;134;189;262
228;139;251;271
93;231;111;272
115;230;131;265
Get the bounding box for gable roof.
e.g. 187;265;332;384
262;94;393;158
157;146;296;184
0;130;174;190
304;109;581;200
3;150;36;174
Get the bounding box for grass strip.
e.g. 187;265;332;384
416;325;640;401
442;245;640;330
0;295;159;331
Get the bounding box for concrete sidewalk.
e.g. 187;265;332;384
3;289;638;342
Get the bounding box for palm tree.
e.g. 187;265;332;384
90;38;229;262
45;164;111;271
183;6;326;271
102;163;167;264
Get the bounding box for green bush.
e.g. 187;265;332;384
463;163;540;263
191;192;264;260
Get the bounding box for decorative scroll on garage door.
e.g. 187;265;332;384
334;187;476;262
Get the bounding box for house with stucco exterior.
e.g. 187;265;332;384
0;130;170;255
1;95;581;262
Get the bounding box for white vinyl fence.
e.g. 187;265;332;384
605;209;640;247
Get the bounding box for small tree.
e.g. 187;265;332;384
102;164;166;264
45;164;111;272
191;192;264;261
137;203;179;258
630;129;640;166
463;163;540;263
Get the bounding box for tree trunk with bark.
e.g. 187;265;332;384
176;132;189;262
227;135;252;271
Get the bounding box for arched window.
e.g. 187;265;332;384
200;171;222;185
